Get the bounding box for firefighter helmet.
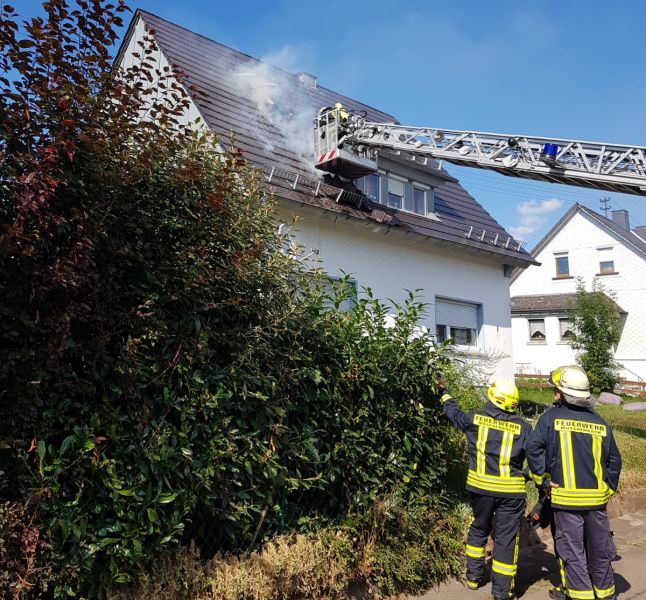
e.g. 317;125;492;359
549;365;591;399
487;379;520;412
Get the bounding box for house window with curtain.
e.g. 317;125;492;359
435;298;480;347
559;318;575;341
528;319;546;342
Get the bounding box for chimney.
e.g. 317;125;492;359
611;209;630;230
297;71;317;89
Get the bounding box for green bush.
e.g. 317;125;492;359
1;2;471;596
570;278;622;393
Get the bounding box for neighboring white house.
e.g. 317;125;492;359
510;203;646;381
116;10;536;380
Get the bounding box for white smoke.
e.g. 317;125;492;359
231;46;317;169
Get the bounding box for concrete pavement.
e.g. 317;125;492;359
413;510;646;600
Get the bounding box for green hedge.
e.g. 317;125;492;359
0;3;473;596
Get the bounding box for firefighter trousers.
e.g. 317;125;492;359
553;508;616;600
465;493;525;599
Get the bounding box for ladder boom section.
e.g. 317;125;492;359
353;122;646;195
311;107;646;195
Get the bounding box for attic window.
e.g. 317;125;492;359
554;253;570;278
597;247;616;275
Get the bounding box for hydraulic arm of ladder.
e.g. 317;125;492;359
314;110;646;196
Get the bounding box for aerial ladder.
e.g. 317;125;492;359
313;108;646;196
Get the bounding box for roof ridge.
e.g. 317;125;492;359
135;9;398;122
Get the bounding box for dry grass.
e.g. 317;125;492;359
110;533;353;600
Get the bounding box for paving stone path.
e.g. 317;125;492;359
412;510;646;600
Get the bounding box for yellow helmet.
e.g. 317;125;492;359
487;379;520;412
334;102;343;109
549;365;590;399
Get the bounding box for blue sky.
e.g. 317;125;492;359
18;0;646;248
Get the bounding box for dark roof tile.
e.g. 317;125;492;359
511;293;625;315
120;10;535;266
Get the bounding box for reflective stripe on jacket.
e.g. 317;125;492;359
527;402;622;510
442;393;530;498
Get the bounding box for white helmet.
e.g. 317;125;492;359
549;365;592;405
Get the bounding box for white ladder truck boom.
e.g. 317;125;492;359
313;108;646;196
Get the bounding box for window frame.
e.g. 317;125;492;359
528;318;547;343
434;297;480;349
387;175;405;210
597;247;617;275
558;317;575;342
358;171;435;217
412;181;431;216
435;324;478;347
554;254;571;279
361;173;380;202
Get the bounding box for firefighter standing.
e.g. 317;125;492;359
527;365;622;600
440;379;530;600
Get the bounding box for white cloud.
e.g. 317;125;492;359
518;198;563;216
509;199;563;240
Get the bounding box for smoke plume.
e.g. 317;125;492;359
231;46;317;170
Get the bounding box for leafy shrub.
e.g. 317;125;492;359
1;1;471;596
569;278;622;393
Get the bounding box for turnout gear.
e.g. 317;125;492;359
441;389;530;498
528;367;622;600
487;379;520;413
553;509;617;600
440;387;530;599
466;494;524;599
527;402;621;509
334;102;348;121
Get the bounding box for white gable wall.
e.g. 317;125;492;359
511;210;646;380
117;16;206;132
279;201;515;381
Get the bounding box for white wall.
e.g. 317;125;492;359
511;211;646;380
118;17;207;132
278;202;516;380
512;316;576;374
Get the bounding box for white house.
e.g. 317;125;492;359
116;11;536;380
510;203;646;381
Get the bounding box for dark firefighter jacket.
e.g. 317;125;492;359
442;393;531;498
527;402;622;510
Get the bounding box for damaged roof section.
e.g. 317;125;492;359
117;10;535;266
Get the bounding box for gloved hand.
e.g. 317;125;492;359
527;494;552;529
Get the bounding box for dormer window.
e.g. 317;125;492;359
356;172;435;217
387;176;405;209
362;173;379;202
413;186;427;214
